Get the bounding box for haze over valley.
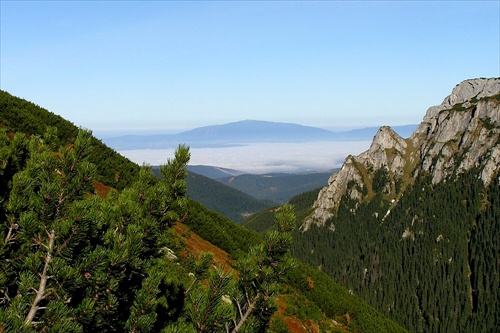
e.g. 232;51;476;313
121;141;370;174
105;120;416;173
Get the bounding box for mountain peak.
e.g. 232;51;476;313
368;126;406;155
422;77;500;120
304;77;500;229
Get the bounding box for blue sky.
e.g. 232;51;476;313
1;1;499;137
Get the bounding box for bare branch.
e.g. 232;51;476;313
4;222;18;244
24;230;56;326
234;298;244;318
184;276;197;296
0;288;10;305
231;293;259;333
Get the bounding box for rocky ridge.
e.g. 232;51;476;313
304;78;500;230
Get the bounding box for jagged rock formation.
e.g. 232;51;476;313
304;77;500;230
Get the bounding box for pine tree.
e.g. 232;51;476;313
1;128;95;332
1;126;300;332
176;204;297;333
231;204;296;333
0;129;192;332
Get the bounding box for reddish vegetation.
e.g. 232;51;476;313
285;318;309;333
173;223;235;271
92;180;112;198
171;224;349;333
274;295;350;333
169;225;351;333
274;296;320;333
276;296;287;315
307;276;315;289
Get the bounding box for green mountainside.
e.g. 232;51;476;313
290;78;500;332
245;166;500;333
0;91;406;332
184;169;275;223
243;187;321;235
219;172;332;203
0;90;139;190
294;169;499;332
181;167;332;222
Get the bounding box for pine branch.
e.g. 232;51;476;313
24;229;55;326
4;222;17;244
55;224;78;256
184;276;197;296
234;298;244;319
0;288;10;305
231;293;259;333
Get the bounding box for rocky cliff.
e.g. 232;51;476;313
304;77;500;230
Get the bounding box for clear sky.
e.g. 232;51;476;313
1;1;499;137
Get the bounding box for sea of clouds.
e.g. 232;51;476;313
120;141;372;174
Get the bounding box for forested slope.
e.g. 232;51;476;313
219;172;332;203
294;78;500;332
293;170;499;332
247;79;500;332
243;187;321;235
0;90;139;190
183;170;274;223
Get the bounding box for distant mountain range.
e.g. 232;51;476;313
103;120;418;150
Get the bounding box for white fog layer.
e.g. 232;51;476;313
120;141;372;174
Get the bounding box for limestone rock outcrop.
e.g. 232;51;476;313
304;77;500;230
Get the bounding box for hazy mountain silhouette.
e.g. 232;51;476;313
103;120;417;150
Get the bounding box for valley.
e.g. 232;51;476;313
183;166;334;222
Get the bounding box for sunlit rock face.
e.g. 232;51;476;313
303;77;500;230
